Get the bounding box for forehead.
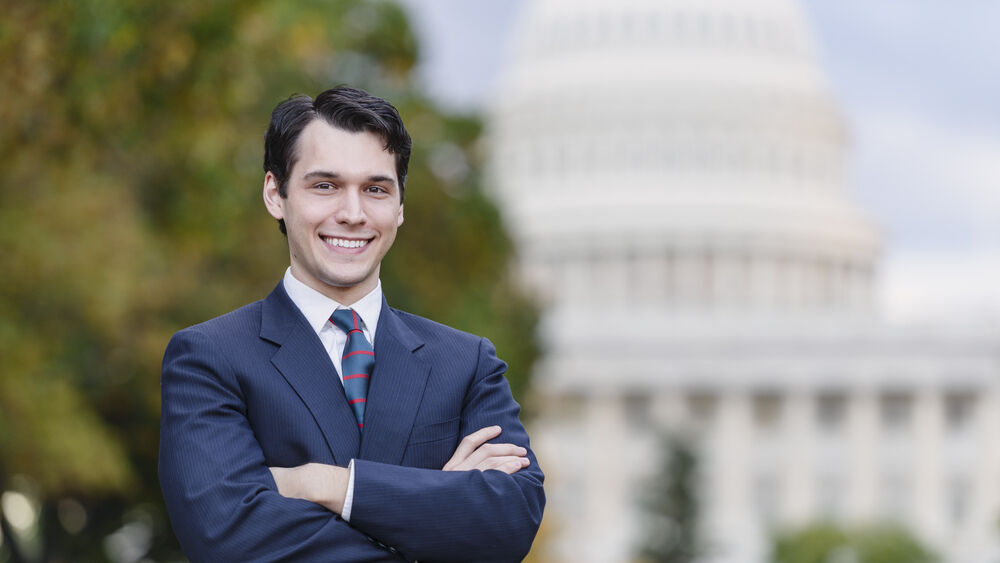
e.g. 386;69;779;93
291;119;395;175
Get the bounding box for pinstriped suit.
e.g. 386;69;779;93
158;282;544;562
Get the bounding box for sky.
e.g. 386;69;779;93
396;0;999;325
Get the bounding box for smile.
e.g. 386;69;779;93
322;236;371;249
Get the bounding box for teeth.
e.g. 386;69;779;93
324;237;368;249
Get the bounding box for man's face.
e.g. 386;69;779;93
264;119;404;304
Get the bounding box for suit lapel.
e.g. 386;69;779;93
260;284;361;465
359;298;430;465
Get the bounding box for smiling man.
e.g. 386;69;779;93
158;87;544;562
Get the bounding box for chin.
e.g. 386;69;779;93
322;273;372;289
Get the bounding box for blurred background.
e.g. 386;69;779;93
1;0;997;562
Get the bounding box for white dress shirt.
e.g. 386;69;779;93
282;267;383;522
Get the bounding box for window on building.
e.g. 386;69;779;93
944;392;977;432
686;391;717;426
624;392;653;430
753;392;783;429
880;392;912;432
816;392;847;431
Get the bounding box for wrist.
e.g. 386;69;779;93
319;463;350;514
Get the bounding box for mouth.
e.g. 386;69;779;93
321;235;373;250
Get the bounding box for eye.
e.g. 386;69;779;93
366;185;389;195
314;182;336;191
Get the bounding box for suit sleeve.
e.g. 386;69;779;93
158;328;401;562
348;337;546;563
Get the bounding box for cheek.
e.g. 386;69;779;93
385;214;402;237
286;206;322;233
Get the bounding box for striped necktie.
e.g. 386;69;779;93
330;308;373;430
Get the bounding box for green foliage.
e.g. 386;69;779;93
772;524;850;563
0;0;537;559
773;523;937;563
639;435;701;563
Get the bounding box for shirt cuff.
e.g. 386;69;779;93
342;459;356;522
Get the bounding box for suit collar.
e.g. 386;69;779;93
373;295;423;353
260;282;298;345
260;284;432;467
261;283;361;464
260;284;423;356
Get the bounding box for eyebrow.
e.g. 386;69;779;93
302;170;397;186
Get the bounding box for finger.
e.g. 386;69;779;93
459;426;503;457
478;454;529;471
485;457;531;475
463;443;526;468
443;426;502;470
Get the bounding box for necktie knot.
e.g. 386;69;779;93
330;308;362;334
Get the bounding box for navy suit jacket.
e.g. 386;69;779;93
158;283;544;562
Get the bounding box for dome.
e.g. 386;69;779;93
488;0;881;316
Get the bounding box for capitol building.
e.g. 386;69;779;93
486;0;1000;561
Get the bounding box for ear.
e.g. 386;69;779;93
263;172;284;220
396;203;404;227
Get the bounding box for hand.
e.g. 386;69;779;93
442;426;530;474
269;463;350;514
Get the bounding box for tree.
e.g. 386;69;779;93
0;1;538;559
638;435;702;563
772;523;937;563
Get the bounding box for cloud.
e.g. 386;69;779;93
846;109;1000;322
846;107;1000;256
880;249;1000;325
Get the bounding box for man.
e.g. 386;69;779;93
158;86;544;562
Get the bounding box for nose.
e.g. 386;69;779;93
335;188;366;225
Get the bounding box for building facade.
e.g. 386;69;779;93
486;1;1000;561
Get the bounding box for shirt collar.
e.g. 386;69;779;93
282;267;383;340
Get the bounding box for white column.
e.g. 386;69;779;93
675;252;699;309
749;256;769;309
601;251;629;307
663;251;676;308
583;393;629;563
912;388;944;544
563;255;588;305
635;249;668;306
709;391;756;557
971;386;1000;553
786;258;804;310
712;252;734;308
782;391;815;523
846;390;879;519
529;395;575;563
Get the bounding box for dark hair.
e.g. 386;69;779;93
263;86;412;234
